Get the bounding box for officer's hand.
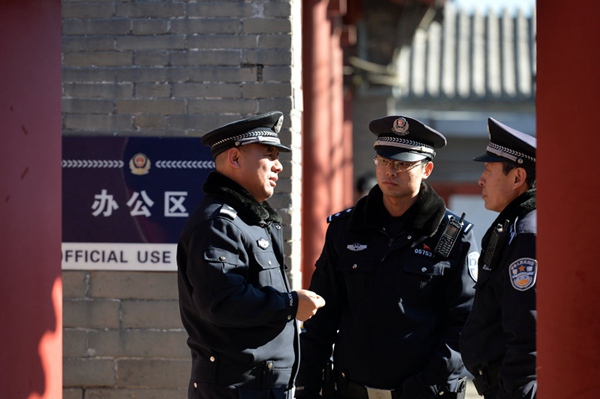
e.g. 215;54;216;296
295;289;325;321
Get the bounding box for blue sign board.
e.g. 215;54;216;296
62;136;214;271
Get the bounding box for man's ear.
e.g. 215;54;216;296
513;167;528;189
422;161;434;179
227;148;242;168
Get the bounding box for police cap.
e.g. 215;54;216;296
201;111;292;158
369;115;447;162
473;117;536;169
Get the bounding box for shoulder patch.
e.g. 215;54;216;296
219;204;237;220
468;251;480;282
508;257;537;291
327;207;353;223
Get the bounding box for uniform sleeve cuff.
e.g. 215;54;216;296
285;291;298;322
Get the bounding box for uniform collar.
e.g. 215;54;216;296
203;171;282;225
481;188;536;247
351;182;446;237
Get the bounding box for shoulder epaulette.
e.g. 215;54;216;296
219;204;237;220
326;207;353;223
445;209;473;234
516;209;536;235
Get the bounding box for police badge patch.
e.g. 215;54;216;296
467;251;480;282
508;257;537;291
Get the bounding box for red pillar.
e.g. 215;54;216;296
0;1;63;397
537;1;600;397
302;0;354;287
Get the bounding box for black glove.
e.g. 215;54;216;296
399;375;437;399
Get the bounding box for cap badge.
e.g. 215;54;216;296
391;117;409;136
274;115;284;133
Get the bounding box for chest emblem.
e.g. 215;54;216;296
508;257;537;291
346;243;367;252
257;238;270;249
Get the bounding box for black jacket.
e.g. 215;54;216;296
460;189;537;399
296;183;478;398
177;172;299;393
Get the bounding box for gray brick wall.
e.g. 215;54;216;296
63;271;189;395
62;0;303;396
62;0;301;138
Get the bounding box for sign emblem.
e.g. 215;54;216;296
129;153;151;175
508;257;537;291
257;238;270;249
391;117;409;135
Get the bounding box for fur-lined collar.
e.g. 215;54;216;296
202;171;282;225
349;182;447;237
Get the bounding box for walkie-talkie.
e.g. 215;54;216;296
482;219;511;270
434;212;466;258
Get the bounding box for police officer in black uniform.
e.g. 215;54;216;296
295;115;479;399
177;111;325;399
460;118;537;399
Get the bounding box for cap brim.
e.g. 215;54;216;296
376;146;429;162
274;143;292;152
473;152;505;163
248;138;291;152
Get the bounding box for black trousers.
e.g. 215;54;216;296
188;380;293;399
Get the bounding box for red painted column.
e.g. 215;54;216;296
0;1;63;398
329;24;355;229
301;0;353;287
537;1;600;397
